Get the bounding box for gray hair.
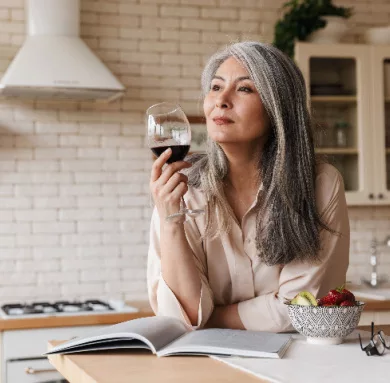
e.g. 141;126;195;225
187;41;334;266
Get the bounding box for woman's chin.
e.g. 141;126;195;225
211;136;247;146
208;132;236;144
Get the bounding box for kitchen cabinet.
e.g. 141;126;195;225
6;359;65;383
295;42;390;206
359;310;390;326
370;47;390;204
353;298;390;326
1;325;106;383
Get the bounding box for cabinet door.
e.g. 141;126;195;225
7;359;66;383
370;46;390;205
295;43;374;205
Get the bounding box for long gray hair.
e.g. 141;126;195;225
187;41;334;266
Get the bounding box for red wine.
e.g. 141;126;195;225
151;145;190;163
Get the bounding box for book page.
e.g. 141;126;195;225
158;329;292;358
57;340;151;354
46;316;189;355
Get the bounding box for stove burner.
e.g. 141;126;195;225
8;307;24;315
0;299;113;317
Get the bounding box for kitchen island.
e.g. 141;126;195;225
48;323;390;383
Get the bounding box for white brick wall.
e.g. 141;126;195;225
0;0;388;303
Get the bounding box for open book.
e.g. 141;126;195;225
45;316;292;359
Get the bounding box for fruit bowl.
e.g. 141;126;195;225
286;302;365;345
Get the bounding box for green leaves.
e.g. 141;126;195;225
273;0;353;58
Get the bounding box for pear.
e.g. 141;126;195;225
290;291;318;306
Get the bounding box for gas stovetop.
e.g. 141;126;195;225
0;299;138;318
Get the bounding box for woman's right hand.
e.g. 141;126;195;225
150;148;192;222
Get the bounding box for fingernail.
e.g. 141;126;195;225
165;148;172;154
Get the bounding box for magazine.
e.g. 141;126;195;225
45;316;292;359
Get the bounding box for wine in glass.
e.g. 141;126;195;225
146;102;204;220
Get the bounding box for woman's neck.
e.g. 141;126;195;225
222;143;262;193
222;145;262;225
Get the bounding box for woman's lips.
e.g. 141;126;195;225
213;117;234;125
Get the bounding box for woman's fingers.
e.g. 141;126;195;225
163;172;189;194
159;161;191;185
152;172;188;200
171;182;188;199
150;148;191;184
162;182;188;220
165;182;188;202
150;148;172;182
149;148;192;218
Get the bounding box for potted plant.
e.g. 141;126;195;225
273;0;353;58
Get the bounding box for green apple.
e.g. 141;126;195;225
290;291;318;306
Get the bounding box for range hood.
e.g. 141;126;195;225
0;0;125;102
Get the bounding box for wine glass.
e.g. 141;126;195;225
146;102;204;221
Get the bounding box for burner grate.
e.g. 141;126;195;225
1;299;113;317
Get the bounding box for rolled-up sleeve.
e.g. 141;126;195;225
238;166;349;332
147;208;214;328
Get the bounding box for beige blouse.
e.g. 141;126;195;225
147;163;350;332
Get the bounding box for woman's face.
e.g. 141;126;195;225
203;56;270;146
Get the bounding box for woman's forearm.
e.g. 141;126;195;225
160;221;201;325
205;304;245;329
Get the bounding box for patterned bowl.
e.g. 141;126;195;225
286;302;365;345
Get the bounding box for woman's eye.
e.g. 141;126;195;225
238;86;253;93
211;84;220;91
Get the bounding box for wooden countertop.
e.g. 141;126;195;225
0;301;154;331
48;342;264;383
48;324;390;383
0;298;389;331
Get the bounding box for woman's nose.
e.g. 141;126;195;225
215;90;232;109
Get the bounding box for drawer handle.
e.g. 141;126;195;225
25;367;57;375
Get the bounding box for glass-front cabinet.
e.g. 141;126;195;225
295;42;389;206
371;47;390;205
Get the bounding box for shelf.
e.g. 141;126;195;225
315;148;358;155
187;116;206;124
310;95;357;103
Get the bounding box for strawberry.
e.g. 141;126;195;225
318;296;335;306
340;300;355;307
340;288;355;303
318;289;344;306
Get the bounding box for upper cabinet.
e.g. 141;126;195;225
295;42;390;206
370;47;390;206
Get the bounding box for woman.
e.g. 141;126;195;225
147;41;349;332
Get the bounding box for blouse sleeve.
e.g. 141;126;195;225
147;207;214;329
237;165;350;332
